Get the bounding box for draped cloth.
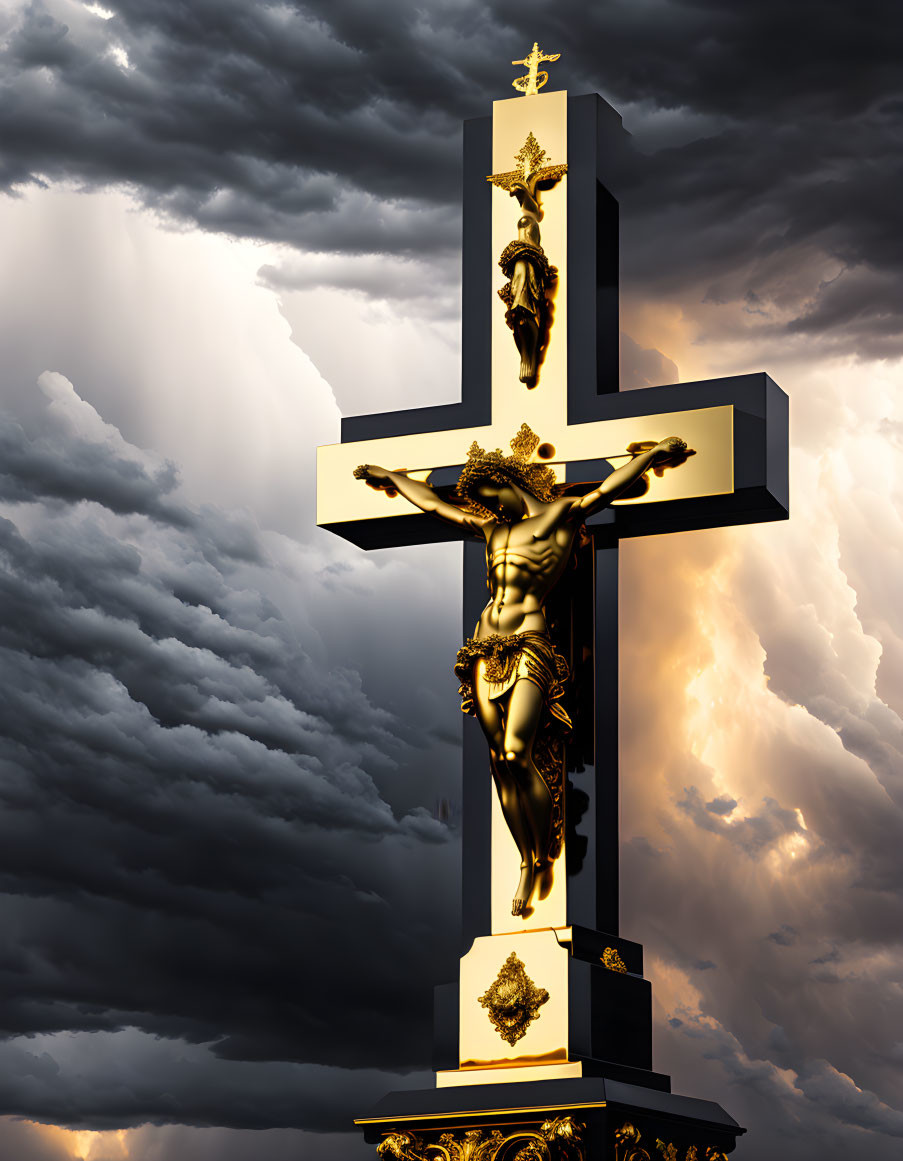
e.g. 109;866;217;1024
497;240;556;331
454;632;570;859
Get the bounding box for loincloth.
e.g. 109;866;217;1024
454;632;571;859
496;241;557;328
454;632;570;728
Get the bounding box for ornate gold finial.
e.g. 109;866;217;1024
512;42;561;96
478;951;549;1045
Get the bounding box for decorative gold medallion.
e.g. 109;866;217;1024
478;951;549;1045
601;947;627;973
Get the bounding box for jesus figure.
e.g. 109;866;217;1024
355;426;688;916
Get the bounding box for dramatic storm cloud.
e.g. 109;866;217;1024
2;0;900;356
0;367;459;1076
0;188;460;1158
0;1;901;1159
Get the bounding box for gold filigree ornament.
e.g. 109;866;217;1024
613;1124;727;1161
455;424;559;518
601;947;627;973
478;951;549;1045
438;1130;506;1161
613;1124;650;1161
376;1119;584;1161
487;132;567;194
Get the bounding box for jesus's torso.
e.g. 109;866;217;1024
474;502;577;639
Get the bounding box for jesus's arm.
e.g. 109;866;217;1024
354;465;487;534
573;438;689;519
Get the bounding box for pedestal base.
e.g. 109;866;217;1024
357;1076;743;1160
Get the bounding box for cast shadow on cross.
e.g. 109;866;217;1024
355;426;692;917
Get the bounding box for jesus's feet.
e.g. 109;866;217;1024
519;354;537;385
511;861;535;916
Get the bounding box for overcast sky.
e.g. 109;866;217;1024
0;2;901;1160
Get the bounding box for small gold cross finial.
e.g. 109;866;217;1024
511;42;561;96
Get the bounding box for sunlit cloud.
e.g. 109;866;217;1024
36;1124;133;1160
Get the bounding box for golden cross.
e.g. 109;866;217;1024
511;42;561;97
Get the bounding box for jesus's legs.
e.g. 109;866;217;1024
503;678;553;905
472;678;535;909
473;667;555;915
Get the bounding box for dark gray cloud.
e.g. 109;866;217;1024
0;1115;369;1160
0;1030;426;1132
0;372;460;1130
1;0;900;352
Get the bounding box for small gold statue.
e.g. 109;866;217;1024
355;426;690;915
488;134;567;387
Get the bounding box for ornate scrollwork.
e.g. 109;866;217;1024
614;1123;651;1161
437;1129;506;1161
601;947;627;973
377;1118;584;1161
613;1124;728;1161
478;951;549;1045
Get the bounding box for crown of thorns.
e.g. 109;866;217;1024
454;423;558;518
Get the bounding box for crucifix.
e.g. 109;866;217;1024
319;48;787;1161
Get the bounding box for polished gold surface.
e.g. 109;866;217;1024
478;951;550;1045
373;1117;584;1161
435;1061;583;1089
490;776;565;934
511;43;561;96
491;91;567;426
356;428;690;919
458;930;570;1072
355;1097;602;1123
316;405;732;529
601;947;627;973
